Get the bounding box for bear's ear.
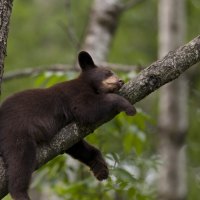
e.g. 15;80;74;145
78;51;97;71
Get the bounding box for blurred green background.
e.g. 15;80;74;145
2;0;200;199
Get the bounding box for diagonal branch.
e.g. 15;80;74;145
0;35;200;198
120;36;200;103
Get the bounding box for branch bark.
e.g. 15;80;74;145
0;35;200;198
0;0;13;94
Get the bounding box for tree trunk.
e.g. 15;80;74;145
0;0;13;198
157;0;187;199
0;0;13;94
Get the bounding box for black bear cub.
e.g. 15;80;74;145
0;51;136;200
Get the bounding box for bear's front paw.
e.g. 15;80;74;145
125;106;137;116
90;158;109;181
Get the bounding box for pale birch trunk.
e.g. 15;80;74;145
79;0;121;63
157;0;187;199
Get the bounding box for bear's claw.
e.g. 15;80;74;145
90;158;109;181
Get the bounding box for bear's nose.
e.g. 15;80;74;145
119;79;124;86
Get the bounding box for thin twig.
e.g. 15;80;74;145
3;63;140;82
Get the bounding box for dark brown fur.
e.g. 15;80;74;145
0;51;136;200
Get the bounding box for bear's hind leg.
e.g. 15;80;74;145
5;137;36;200
66;140;109;181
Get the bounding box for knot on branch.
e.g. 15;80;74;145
147;74;161;91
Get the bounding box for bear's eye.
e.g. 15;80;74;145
105;70;113;77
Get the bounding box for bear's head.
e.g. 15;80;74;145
78;51;124;93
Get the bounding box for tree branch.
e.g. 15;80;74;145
0;35;200;198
